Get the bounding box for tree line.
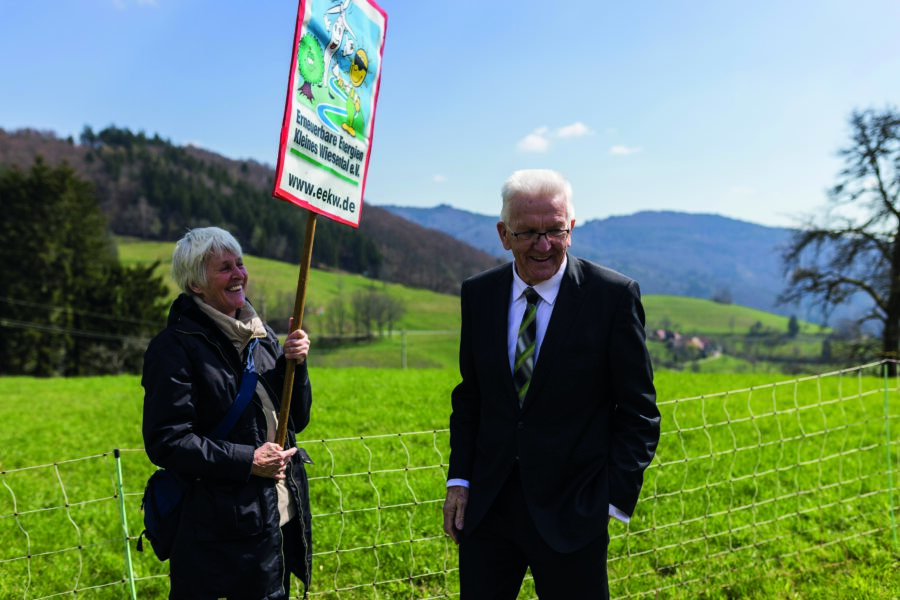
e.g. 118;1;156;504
0;159;169;376
80;125;382;276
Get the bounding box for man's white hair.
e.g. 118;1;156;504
500;169;575;224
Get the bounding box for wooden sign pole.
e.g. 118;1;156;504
276;211;317;447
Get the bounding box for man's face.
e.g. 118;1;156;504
497;192;574;286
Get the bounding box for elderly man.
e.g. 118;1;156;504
443;169;660;599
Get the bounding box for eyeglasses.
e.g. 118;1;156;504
508;228;570;243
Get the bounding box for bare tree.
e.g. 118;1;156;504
324;280;349;337
351;288;373;337
347;285;406;338
780;107;900;374
369;289;390;335
383;294;406;337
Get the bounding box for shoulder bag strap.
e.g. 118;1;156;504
208;338;259;440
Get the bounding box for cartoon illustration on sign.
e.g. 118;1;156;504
322;0;356;90
297;33;325;102
332;48;368;137
292;0;378;140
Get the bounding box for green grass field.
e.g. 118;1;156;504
1;240;884;597
1;367;898;599
117;238;814;341
642;295;822;335
116;237;461;336
117;238;836;378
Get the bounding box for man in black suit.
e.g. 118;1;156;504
443;169;660;599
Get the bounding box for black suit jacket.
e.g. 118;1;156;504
448;255;660;553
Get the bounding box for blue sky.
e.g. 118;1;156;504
2;0;899;228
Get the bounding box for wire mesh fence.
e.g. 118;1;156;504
0;361;897;599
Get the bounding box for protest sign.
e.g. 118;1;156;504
273;0;387;228
272;0;387;446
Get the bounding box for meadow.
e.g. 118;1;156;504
1;365;898;599
0;241;891;598
116;238;462;336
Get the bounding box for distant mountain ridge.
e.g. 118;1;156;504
380;204;808;319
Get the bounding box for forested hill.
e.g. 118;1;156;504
0;126;500;295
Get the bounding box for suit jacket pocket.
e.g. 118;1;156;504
566;447;611;514
567;447;609;477
189;479;264;541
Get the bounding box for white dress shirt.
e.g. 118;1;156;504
505;256;565;372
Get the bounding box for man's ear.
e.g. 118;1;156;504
189;283;203;295
497;221;512;251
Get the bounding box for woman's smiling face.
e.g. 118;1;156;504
192;250;248;317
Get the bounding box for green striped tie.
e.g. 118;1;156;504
513;287;540;406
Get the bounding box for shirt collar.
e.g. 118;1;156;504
512;254;567;306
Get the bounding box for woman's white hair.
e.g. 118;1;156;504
500;169;575;224
171;227;243;295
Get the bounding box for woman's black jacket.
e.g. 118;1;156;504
142;294;312;599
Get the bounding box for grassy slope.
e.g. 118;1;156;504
120;238;832;374
116;237;460;333
118;239;814;337
643;294;821;335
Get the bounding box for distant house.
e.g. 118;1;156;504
651;329;720;359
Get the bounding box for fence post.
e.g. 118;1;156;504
114;449;139;600
885;362;898;552
401;330;407;369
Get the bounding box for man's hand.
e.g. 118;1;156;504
442;485;469;544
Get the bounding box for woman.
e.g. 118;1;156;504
142;227;312;599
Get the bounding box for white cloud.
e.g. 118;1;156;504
517;127;551;153
517;122;594;153
609;145;642;156
433;174;447;183
555;122;592;138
